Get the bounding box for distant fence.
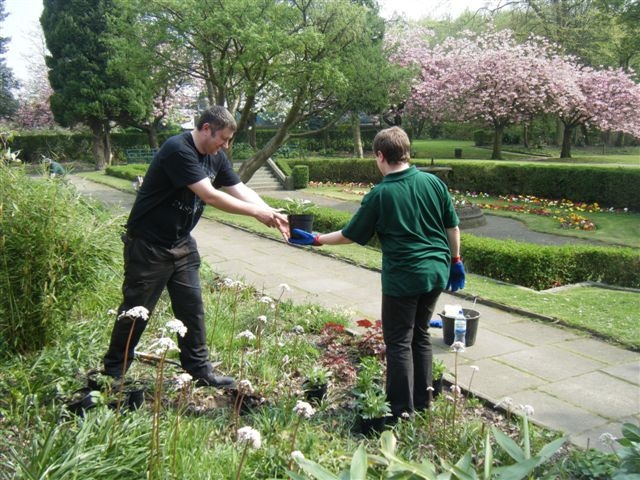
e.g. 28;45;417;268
125;148;158;164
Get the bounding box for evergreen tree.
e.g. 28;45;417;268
41;0;147;169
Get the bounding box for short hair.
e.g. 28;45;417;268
373;126;411;164
195;105;237;132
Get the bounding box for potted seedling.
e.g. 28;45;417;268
356;388;392;435
353;356;390;435
282;197;316;237
302;365;331;403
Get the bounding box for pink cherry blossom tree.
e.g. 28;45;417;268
389;28;564;159
553;61;640;157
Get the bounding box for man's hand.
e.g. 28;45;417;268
288;228;322;246
255;208;290;240
446;260;466;292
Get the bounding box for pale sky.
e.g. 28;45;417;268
2;0;492;83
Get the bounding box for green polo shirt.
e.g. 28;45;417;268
342;165;458;296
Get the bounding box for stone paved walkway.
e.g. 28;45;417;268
69;175;640;451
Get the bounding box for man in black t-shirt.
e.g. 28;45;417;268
103;106;288;388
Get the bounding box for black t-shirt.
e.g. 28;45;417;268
126;132;240;246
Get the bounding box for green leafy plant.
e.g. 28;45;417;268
432;358;446;380
303;365;332;389
612;422;640;478
356;388;391;420
281;197;316;215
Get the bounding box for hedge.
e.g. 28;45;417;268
263;197;640;291
284;158;639;211
10;131;179;164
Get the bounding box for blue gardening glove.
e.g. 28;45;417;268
429;318;442;328
288;228;322;246
446;259;466;292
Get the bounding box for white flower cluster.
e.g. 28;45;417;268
257;315;268;324
175;373;193;389
238;379;255;395
118;306;149;321
237;426;262;449
150;337;179;354
294;400;315;419
223;277;245;289
166;319;187;338
237;330;256;341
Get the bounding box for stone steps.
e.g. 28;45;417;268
234;163;284;191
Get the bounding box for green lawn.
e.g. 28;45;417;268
410;139;640;165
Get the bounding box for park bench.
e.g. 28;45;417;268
125;148;158;164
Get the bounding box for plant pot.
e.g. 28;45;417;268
439;308;480;347
432;377;443;398
288;214;314;237
303;381;327;404
358;416;387;436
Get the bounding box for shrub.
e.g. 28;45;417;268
292;165;309;189
106;164;149;181
0;165;122;354
460;234;640;290
473;130;491;146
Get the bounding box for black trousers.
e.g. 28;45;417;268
381;289;442;417
103;234;212;378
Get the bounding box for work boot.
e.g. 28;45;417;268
194;371;236;388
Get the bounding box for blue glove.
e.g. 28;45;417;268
288;228;322;246
446;260;466;292
429;318;442;328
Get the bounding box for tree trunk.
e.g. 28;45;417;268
247;111;257;149
554;117;563;146
146;124;159;150
491;124;504;160
614;132;625;147
560;123;574;158
523;124;529;148
238;99;303;183
351;112;363;158
580;124;590;147
90;121;111;170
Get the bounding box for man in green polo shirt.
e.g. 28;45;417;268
289;126;465;421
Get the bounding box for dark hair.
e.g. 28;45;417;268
195;106;237;132
373;126;410;164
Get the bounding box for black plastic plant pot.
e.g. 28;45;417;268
288;214;314;237
358;416;387;436
303;382;327;404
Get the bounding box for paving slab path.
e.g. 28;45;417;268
69;175;639;451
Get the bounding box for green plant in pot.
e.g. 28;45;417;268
302;365;331;403
356;388;391;435
282;197;316;237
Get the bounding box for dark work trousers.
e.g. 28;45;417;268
103;233;212;378
381;289;442;417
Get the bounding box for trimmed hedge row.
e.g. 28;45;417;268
446;162;639;211
264;197;639;290
10;131;178;164
286;158;640;211
460;234;639;290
